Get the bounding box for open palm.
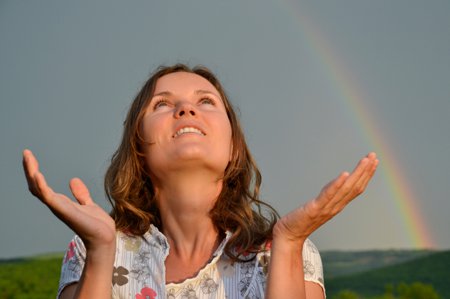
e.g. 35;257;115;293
273;152;378;243
23;149;116;250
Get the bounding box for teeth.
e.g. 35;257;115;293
174;127;204;137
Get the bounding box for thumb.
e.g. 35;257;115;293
69;178;93;205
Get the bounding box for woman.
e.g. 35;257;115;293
23;64;378;299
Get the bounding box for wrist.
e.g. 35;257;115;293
85;241;116;264
272;220;307;247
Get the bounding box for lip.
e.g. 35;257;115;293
172;123;206;138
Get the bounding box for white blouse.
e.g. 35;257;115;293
58;225;325;299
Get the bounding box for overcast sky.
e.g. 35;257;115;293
1;0;449;258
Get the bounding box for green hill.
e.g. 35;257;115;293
0;254;63;299
325;250;450;298
321;249;435;278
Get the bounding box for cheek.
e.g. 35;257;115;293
141;115;165;143
140;117;165;171
222;121;233;161
140;117;152;143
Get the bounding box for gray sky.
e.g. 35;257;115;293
1;0;449;258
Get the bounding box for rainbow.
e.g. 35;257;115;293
281;0;435;248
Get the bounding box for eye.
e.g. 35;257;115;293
199;97;215;105
153;99;170;110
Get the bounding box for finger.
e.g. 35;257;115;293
318;171;349;205
22;149;40;177
309;172;349;217
353;158;379;197
351;156;379;194
339;157;379;206
34;171;56;205
22;149;40;195
70;178;94;205
34;176;83;227
366;151;377;161
334;155;372;199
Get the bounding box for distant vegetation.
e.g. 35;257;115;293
326;250;450;298
0;250;448;298
321;249;435;278
332;282;441;299
0;254;62;299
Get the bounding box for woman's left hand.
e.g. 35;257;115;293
273;152;379;244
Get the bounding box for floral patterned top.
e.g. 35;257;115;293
58;225;325;299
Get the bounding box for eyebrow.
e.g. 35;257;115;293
152;91;172;98
151;90;220;99
194;89;220;98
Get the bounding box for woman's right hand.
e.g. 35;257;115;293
22;149;116;251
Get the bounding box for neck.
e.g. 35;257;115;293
153;169;223;259
153;170;225;283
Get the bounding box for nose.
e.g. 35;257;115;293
175;102;197;118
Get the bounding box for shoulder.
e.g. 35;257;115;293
302;238;322;267
227;238;324;298
256;238;324;288
301;239;325;295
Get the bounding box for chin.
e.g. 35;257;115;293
174;152;228;171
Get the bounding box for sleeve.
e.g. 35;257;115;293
302;238;325;297
57;235;86;298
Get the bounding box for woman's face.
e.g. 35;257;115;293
141;72;232;179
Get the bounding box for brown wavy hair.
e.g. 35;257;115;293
104;64;279;261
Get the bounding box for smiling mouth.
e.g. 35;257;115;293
173;127;206;138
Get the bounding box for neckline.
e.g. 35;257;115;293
165;231;232;287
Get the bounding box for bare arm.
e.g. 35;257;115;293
266;153;379;299
23;149;116;299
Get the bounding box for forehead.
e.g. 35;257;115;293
154;72;220;97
